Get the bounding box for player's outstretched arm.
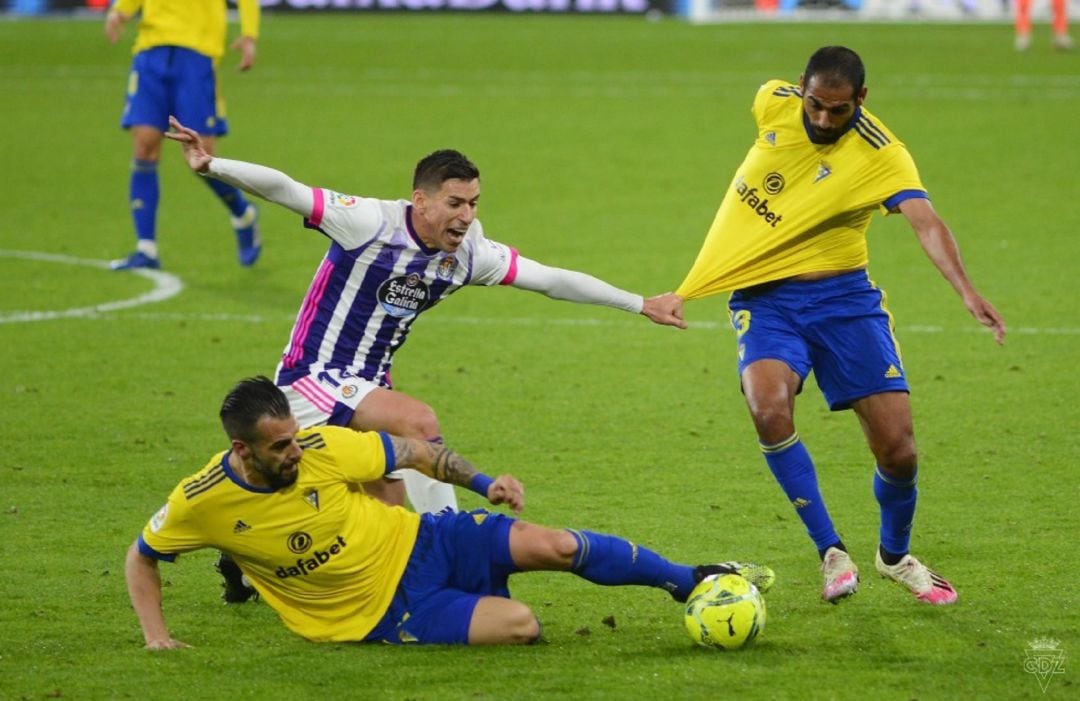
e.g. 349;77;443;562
124;542;191;650
388;436;524;513
165;116;315;217
899;197;1006;345
510;257;686;328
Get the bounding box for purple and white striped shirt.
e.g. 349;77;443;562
275;188;518;388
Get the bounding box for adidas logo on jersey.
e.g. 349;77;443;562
233;520;252;533
884;364;903;378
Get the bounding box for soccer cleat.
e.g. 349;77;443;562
215;552;258;604
1014;33;1032;52
694;561;775;594
110;250;160;271
821;546;859;603
232;204;261;267
874;549;958;605
1053;34;1075;51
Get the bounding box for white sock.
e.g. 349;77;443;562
135;239;158;258
399;469;458;514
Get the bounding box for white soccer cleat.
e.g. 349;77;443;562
874;549;958;605
1053;33;1075;51
821;546;859;603
1014;33;1032;52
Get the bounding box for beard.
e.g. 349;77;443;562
252;457;298;490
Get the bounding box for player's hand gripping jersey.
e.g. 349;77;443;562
677;80;928;299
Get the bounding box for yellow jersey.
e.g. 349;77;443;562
138;426;421;642
114;0;260;60
677;80;926;300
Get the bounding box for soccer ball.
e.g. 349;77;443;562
684;573;766;650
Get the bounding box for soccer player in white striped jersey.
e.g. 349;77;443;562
166;115;685;524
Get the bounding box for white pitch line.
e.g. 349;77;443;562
0;249;184;324
3;304;1076;336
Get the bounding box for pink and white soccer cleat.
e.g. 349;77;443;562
821;546;859;603
874;549;958;605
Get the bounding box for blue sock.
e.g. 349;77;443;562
874;466;917;559
203;176;250;218
761;434;840;552
567;529;696;601
129;159;159;243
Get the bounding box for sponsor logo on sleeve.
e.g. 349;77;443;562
329;191;358;208
149;504;169;533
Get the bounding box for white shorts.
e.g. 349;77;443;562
278;368;381;430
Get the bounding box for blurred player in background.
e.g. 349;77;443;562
105;0;262;270
164;116;686;601
125;376;772;647
659;47;1005;606
1015;0;1072;51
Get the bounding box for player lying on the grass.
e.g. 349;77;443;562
163;114;686;524
126;376;773;648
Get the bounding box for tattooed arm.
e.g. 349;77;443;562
387;437;525;514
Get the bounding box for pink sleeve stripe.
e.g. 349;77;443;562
282;258;334;369
499;247;520;285
307;187;325;227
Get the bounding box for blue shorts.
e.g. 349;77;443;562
728;270;908;411
121;46;228;136
365;509;518;645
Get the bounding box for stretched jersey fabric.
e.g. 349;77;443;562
114;0;260;60
276;191;518;387
137;426;422;642
677;80;927;300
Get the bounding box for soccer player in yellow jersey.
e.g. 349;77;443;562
126;376;774;647
664;47;1005;606
105;0;262;270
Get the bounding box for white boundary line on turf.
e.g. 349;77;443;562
4;306;1076;336
0;249;184;324
0;250;1071;336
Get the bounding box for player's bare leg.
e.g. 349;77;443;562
467;597;541;644
350;388;457;512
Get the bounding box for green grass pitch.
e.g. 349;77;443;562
1;12;1078;700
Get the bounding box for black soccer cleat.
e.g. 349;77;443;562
215;552;258;604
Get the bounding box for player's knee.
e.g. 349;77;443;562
876;438;918;478
406;404;441;441
503;602;541;644
747;405;795;444
545;529;580;568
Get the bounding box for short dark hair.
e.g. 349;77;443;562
412;149;480;192
804;46;865;97
219;376;292;443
